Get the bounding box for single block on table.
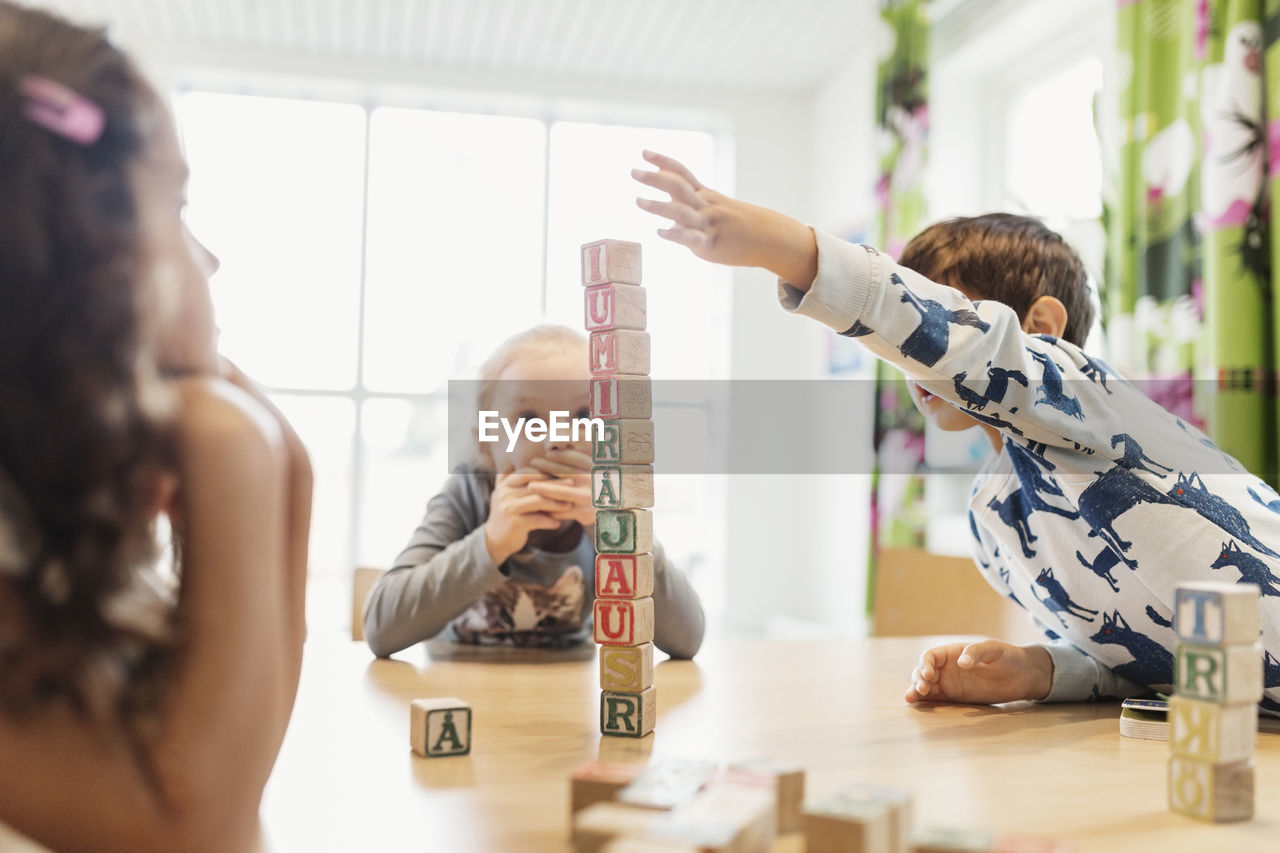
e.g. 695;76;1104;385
409;697;471;757
594;597;656;647
582;239;643;286
600;643;655;694
593;464;655;509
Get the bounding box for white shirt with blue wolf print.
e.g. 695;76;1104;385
779;229;1280;715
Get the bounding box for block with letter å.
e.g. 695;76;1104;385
600;686;657;738
590;375;652;420
601;643;655;693
594;597;655;646
582;238;643;286
1175;582;1261;645
593;419;655;465
1168;756;1254;821
596;553;655;599
593;465;655;509
1168;694;1257;764
585;283;647;332
1174;641;1263;704
409;697;471;758
590;330;651;377
595;509;654;555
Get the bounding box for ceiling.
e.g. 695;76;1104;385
31;0;915;94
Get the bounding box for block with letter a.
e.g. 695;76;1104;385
581;238;642;286
584;282;647;332
595;553;655;599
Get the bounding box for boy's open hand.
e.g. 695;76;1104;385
527;449;596;528
632;150;818;288
484;468;570;565
904;640;1054;706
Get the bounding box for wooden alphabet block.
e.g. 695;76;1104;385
646;781;776;851
593;465;655;509
571;760;645;815
601;643;655;693
594;509;654;555
593;419;656;465
596;554;655;599
590;331;651;377
911;826;995;852
616;759;718;810
582;239;643;286
600;686;657;738
590;375;652;419
1169;694;1257;763
1174;641;1263;704
726;760;805;834
806;785;912;853
585;283;647;332
598;840;700;853
573;801;661;853
594;597;655;646
1167;756;1254;821
409;697;471;757
1175;582;1260;645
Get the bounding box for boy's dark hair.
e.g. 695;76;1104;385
898;213;1095;347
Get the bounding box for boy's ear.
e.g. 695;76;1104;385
1021;295;1068;339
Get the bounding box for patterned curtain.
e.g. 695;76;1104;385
1105;0;1278;486
868;0;931;615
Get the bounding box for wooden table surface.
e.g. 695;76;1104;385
255;635;1280;853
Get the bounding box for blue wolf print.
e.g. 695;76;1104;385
1167;472;1280;559
1249;484;1280;515
1007;440;1078;519
893;274;991;367
1266;650;1280;688
1077;546;1123;591
1090;610;1174;686
988;489;1037;558
1027;349;1085;420
967;407;1025;437
1077;468;1184;569
1078;352;1116;394
1033;567;1098;628
983;361;1028;404
952;372;989;410
1209;540;1280;596
841;319;874;338
1110;433;1173;478
1145;605;1173;628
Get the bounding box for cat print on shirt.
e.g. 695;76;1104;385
452;565;585;647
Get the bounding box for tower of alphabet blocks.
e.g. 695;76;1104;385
584;238;656;739
1168;581;1262;821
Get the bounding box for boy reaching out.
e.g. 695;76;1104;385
633;150;1280;715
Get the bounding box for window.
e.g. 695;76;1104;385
177;91;728;632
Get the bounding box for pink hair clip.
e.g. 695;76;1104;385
19;75;105;146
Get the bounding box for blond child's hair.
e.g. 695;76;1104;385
476;324;587;414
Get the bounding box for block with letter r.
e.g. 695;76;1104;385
1175;641;1263;704
600;686;656;738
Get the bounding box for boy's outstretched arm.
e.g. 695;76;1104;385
632;150;818;289
905;640;1054;706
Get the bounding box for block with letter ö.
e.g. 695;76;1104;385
1174;641;1263;704
592;464;654;509
590;375;652;419
594;597;655;646
600;686;656;738
600;643;654;693
1168;695;1257;764
581;238;642;286
409;697;471;758
594;508;653;555
593;419;655;465
589;330;651;377
584;282;647;332
595;553;655;599
1175;582;1261;646
1168;756;1254;821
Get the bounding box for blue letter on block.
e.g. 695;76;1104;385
1176;588;1222;643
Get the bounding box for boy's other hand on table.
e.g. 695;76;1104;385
904;640;1053;706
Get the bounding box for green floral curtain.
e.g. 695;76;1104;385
1106;0;1278;485
869;0;931;615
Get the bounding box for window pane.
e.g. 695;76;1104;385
363;109;547;393
547;123;730;380
268;395;356;578
180;93;367;390
358;398;451;568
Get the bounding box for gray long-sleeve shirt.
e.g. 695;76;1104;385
363;465;705;659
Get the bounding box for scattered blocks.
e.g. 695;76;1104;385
601;643;655;693
571;761;646;816
409;697;471;758
616;759;718;810
594;598;656;647
596;554;656;599
573;802;662;853
582;239;643;286
805;784;912;853
600;687;657;738
592;465;655;509
593;419;656;465
585;282;647;332
648;781;776;852
590;330;652;377
590;375;653;420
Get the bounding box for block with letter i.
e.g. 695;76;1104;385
410;697;471;758
1168;581;1261;822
